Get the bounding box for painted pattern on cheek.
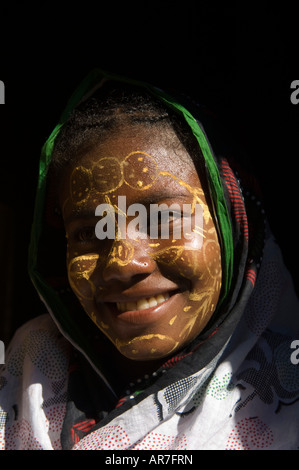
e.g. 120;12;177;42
149;243;221;345
68;254;99;300
146;180;222;345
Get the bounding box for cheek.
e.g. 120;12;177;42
67;253;99;300
184;236;222;304
67;252;111;333
181;238;222;338
150;233;222;344
150;230;221;285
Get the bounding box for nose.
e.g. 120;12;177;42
101;239;156;283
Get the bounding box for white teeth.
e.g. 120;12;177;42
148;297;158;308
137;298;149;310
156;294;167;304
116;292;170;312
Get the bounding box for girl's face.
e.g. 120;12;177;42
60;125;222;361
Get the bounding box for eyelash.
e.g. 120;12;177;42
150;210;182;223
72;227;97;244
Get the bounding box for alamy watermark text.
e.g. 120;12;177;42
290;340;299;365
94;196;203;247
290;80;299;105
0;341;4;364
0;80;4;104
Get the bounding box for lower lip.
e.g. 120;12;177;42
106;293;182;325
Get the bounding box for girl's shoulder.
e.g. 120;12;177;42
0;314;71;449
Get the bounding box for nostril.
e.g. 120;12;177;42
102;255;156;283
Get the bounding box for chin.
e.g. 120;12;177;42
114;333;180;361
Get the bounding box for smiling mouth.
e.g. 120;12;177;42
116;292;170;312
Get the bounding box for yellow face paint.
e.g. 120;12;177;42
115;334;179;359
68;254;99;300
62;125;222;362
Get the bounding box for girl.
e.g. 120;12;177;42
1;69;298;450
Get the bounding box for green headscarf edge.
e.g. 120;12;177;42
28;68;233;369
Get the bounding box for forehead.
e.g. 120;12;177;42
60;125;203;207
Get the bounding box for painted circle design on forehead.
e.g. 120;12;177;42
70;166;92;205
69;151;159;206
123;151;158;190
92;157;124;194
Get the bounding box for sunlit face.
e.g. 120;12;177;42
60;124;222;361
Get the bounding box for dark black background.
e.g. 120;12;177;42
0;2;298;342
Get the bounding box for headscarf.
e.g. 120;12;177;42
29;69;259;442
28;69;236;377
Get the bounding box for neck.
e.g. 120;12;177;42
103;341;167;396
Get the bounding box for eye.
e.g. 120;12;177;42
158;210;182;225
148;209;184;238
76;227;97;243
168;211;183;224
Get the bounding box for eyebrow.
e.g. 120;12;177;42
134;193;192;206
64;209;98;227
